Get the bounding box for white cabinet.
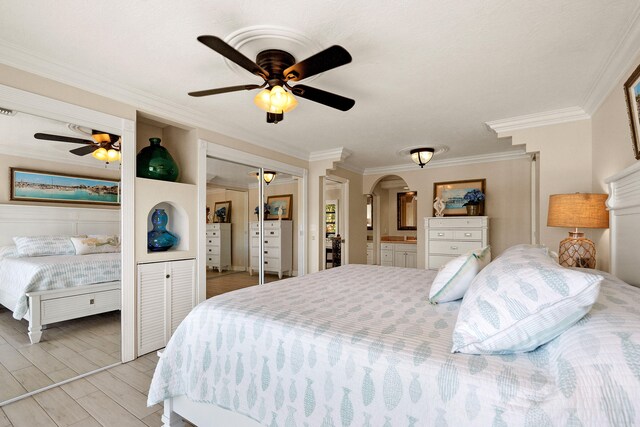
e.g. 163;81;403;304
206;223;231;272
425;216;489;269
137;259;196;355
381;242;417;268
366;242;374;265
249;221;293;279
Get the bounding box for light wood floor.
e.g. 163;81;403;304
0;351;166;427
206;270;280;299
0;307;120;405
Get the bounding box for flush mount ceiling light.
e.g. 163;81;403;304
410;148;435;168
254;171;277;185
188;36;355;123
34;128;121;164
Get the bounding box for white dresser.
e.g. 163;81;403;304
206;223;231;272
425;216;489;269
380;242;417;268
249;220;293;279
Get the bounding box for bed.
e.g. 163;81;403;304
149;162;640;426
0;205;121;344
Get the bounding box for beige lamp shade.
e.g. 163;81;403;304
547;193;609;229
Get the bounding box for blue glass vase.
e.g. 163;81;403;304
147;209;179;252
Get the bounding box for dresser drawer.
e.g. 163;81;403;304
263;237;280;248
429;230;453;240
453;230;482;240
429;217;485;228
206;238;219;246
429;240;480;255
428;255;457;269
207;246;220;255
394;243;416;253
263;257;281;269
249;228;280;237
207;255;220;265
381;243;394;250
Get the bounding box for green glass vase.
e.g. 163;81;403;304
136;137;179;182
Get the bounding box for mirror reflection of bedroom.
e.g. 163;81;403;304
206;157;300;298
0;110;122;404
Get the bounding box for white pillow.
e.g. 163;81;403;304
452;244;603;354
429;246;491;303
71;235;121;255
0;245;18;260
13;235;78;257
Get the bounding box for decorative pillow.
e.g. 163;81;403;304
451;244;603;354
0;245;19;260
13;235;78;257
71;235;121;255
429;246;491;303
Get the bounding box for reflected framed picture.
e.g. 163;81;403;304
433;178;486;216
623;63;640;160
266;194;292;220
213;200;231;223
10;168;120;205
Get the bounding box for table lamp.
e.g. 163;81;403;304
547;193;609;268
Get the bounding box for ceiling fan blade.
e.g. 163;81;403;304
284;45;352;82
34;133;93;145
290;84;355;111
188;84;262;97
197;35;268;79
69;145;97;156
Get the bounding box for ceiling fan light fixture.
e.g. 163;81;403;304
107;148;121;162
410;148;435;168
253;85;297;114
92;147;108;161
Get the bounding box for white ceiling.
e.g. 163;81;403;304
1;1;638;170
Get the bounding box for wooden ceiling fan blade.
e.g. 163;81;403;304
34;133;93;145
197;35;269;79
290;84;355;111
284;45;352;82
69;145;97;156
188;84;262;97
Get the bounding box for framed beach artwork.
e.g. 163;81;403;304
433;178;486;216
266;194;292;220
623;63;640;160
213;200;231;223
10;168;120;205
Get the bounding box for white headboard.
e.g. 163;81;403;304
0;204;120;246
606;162;640;287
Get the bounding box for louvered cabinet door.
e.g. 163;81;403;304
137;262;167;355
168;259;196;335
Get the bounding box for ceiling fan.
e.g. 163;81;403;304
34;129;122;163
189;35;355;123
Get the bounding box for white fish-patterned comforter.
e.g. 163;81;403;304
148;264;640;426
0;253;120;319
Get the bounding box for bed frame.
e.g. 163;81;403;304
160;162;640;426
0;204;121;344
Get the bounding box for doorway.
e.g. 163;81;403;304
323;175;349;269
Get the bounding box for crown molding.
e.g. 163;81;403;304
485;107;589;135
308;147;351;162
334;160;364;175
582;5;640;114
363;150;530;176
0;40;310;162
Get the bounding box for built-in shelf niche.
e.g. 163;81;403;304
147;201;189;253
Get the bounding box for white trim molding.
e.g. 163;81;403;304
363;150;531;176
308;147;351;163
485;107;590;135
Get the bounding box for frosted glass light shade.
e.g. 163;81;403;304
92;147;108;161
410;148;435;168
254;86;298;113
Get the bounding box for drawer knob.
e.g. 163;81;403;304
464;233;472;237
264;261;269;265
450;246;458;250
264;250;268;254
90;298;95;305
166;274;171;279
270;231;275;235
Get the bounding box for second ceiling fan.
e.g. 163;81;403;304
189;35;355;123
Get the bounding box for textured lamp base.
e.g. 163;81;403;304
558;232;596;269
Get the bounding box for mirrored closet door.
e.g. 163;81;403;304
205;157;303;297
0;110;123;404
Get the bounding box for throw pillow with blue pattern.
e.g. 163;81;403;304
452;244;603;354
429;245;491;303
13;235;81;257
